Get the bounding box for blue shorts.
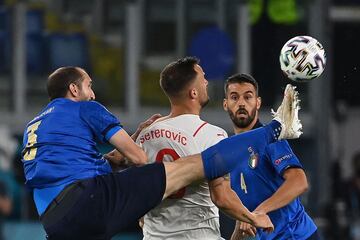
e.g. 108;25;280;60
42;163;166;240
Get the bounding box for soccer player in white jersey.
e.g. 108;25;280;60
137;57;273;240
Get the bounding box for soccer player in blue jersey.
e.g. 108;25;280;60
21;66;299;239
223;74;320;240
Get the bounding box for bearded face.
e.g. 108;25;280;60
227;105;257;129
223;82;260;130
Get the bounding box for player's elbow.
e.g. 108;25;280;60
294;173;309;195
285;168;309;195
211;194;230;210
209;180;234;210
213;198;228;210
298;170;309;194
299;177;309;194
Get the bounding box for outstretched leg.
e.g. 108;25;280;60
164;84;302;195
163;120;280;198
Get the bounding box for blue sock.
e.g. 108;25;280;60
201;120;281;180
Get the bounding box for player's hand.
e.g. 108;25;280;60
231;220;256;240
252;211;274;233
104;149;124;162
132;114;162;141
239;221;257;237
104;149;129;170
240;221;257;237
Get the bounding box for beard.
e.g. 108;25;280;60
228;107;257;129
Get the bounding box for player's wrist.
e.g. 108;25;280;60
247;212;257;225
253;207;268;215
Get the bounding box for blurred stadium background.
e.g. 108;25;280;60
0;0;359;239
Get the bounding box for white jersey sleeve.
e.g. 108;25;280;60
136;115;227;240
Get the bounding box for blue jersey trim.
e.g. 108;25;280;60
105;125;122;141
33;182;70;215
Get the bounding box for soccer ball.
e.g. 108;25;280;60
279;36;326;82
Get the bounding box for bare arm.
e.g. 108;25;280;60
104;129;147;169
209;177;253;223
105;114;162;167
108;129;147;165
209;177;273;232
254;168;308;214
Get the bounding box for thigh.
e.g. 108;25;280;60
46;163;166;239
44;180;109;240
104;163;166;236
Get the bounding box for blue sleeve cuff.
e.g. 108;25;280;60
104;125;122;141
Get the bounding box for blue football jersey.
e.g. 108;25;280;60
22;98;121;189
230;131;317;239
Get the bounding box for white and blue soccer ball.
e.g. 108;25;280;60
279;35;326;82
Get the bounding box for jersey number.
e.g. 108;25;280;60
156;148;186;199
240;172;248;194
23;121;42;161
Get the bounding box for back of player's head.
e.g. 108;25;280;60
47;67;86;100
160;56;200;98
224;73;259;97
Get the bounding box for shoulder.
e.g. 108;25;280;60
149;115;204;135
193;122;228;148
79;101;107;110
265;140;294;157
79;101;113;115
207;123;227;134
265;140;299;163
197;122;228;138
78;101;119;125
267;139;292;150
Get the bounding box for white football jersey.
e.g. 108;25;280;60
137;114;228;240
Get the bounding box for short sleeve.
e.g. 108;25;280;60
265;140;303;176
79;101;122;142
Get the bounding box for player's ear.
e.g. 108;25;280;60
256;96;262;110
69;83;78;97
189;88;197;99
223;98;228;111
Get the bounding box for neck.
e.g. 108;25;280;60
64;92;78;102
169;102;201;118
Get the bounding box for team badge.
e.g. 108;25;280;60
248;147;259;169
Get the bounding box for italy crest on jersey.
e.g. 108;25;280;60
247;147;259;169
